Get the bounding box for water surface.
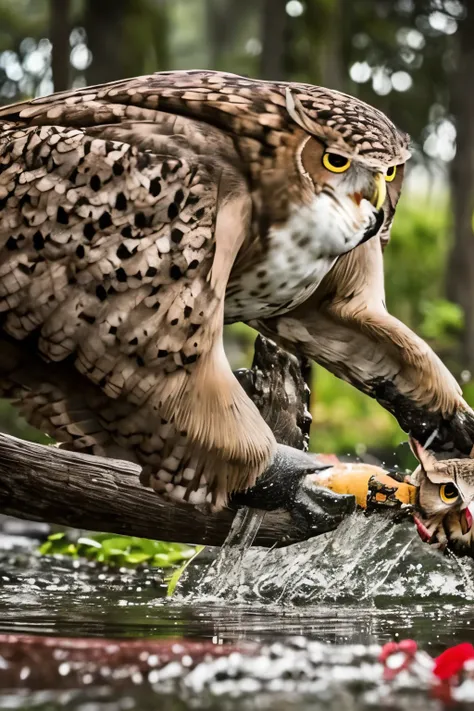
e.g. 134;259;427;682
1;513;474;709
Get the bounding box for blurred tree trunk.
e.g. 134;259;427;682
205;0;233;68
49;0;71;91
206;0;256;70
84;0;131;85
260;0;288;79
304;0;345;90
447;8;474;371
318;0;345;90
205;0;222;68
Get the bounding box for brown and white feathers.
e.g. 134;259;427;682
408;438;474;553
0;69;465;511
255;234;474;459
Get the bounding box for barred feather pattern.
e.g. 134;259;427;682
0;109;275;509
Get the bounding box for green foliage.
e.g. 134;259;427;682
419;298;463;346
384;194;451;331
0;399;51;443
310;365;406;455
385;194;465;364
166;545;204;597
39;531;201;569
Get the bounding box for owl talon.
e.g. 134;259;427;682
231;443;356;539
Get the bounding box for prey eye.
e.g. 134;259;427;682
439;482;459;504
322;152;351;174
385;165;397;182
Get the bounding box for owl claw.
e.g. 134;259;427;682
231;443;356;540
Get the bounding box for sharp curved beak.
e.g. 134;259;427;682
371;172;387;211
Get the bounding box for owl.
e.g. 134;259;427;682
408;438;474;554
0;70;473;522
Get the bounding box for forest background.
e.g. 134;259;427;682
0;0;472;465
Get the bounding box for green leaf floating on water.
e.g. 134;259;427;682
38;531;202;570
166;545;205;597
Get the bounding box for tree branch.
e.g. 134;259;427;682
0;432;313;547
0;336;316;547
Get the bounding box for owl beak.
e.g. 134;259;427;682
371;172;386;211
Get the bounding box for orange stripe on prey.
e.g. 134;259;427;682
309;463;417;509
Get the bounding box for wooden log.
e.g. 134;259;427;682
0;431;318;547
0;335;320;547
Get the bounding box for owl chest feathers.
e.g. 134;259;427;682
224;192;361;323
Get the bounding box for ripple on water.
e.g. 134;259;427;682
1;515;474;709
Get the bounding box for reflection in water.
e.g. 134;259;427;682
1;513;474;709
1;689;460;711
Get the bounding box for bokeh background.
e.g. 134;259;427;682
0;0;472;463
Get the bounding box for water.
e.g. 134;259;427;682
1;514;474;709
197;507;266;597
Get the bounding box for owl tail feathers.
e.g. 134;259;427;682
156;334;277;507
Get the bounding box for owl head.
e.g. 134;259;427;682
284;83;411;249
408;437;474;547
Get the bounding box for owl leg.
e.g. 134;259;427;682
232;444;356;539
228;337;355;534
156;191;278;508
147;335;355;533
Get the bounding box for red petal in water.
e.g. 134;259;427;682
433;643;474;681
379;641;399;663
398;639;418;655
379;640;418;680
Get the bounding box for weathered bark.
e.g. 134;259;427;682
0;432;315;547
49;0;71;92
447;9;474;371
235;336;311;451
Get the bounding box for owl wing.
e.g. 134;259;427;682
254;237;474;457
0;333;136;459
0;107;275;508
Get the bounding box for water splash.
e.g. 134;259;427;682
197;507;266;597
188;512;474;605
445;548;474;598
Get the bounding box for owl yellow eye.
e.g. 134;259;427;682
439;482;459;504
385;165;397;182
322;152;351;173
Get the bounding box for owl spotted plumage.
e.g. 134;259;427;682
0;70;473;516
408;438;474;555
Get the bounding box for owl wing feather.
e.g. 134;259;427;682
0;333;137;459
255;237;474;456
0;104;275;508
